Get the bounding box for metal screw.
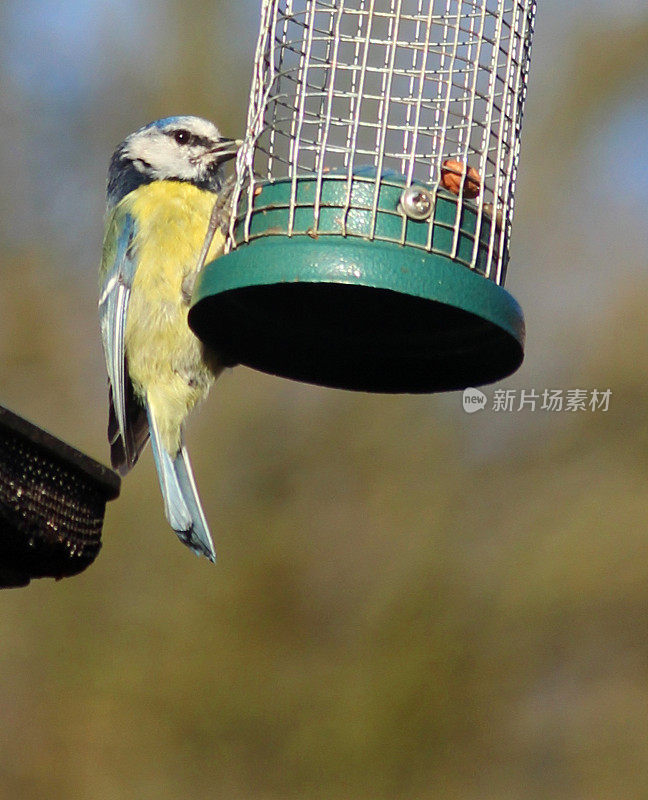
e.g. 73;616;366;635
399;186;434;221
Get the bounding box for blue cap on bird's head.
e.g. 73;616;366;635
135;115;213;134
142;115;188;130
107;115;241;208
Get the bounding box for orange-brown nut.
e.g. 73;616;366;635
440;159;481;198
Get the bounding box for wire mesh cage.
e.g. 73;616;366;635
190;0;538;392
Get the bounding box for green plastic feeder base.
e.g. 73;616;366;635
189;235;524;393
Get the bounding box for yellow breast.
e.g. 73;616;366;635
109;180;225;453
123;180;224;301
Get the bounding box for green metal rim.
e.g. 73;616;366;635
232;173;504;274
193;236;523;342
189;235;524;393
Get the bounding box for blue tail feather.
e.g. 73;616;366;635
174;445;215;561
146;405;216;562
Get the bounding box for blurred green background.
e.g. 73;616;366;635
1;1;647;798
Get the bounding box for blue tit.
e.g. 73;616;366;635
99;115;240;562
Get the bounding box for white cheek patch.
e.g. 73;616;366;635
125;135;203;181
124;114;226;183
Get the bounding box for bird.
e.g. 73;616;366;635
99;115;241;562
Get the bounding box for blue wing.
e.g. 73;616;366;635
99;211;148;474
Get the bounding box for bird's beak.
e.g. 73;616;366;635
209;138;243;163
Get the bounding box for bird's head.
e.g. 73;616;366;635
107;115;241;207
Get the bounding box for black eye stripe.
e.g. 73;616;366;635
193;135;214;149
165;130;214;149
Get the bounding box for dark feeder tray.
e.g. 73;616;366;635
0;406;120;589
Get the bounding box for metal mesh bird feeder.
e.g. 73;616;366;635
190;0;537;392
